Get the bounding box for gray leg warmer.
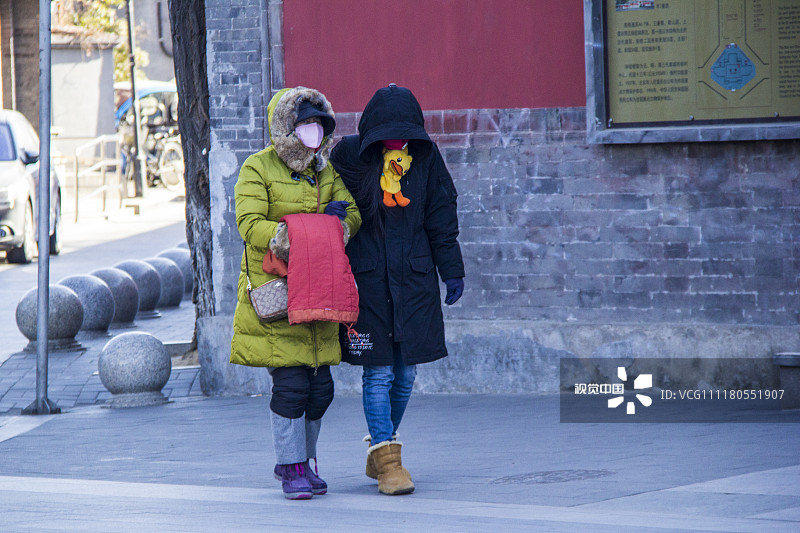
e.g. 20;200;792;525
305;417;321;460
270;410;307;465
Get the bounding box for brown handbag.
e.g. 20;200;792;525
245;246;288;322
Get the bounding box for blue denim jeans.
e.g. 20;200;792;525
362;346;417;444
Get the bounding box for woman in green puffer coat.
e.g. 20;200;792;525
230;86;361;499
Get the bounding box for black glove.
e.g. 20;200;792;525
444;278;464;305
324;200;349;220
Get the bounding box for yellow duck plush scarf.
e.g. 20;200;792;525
380;144;412;207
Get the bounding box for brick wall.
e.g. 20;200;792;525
205;0;272;315
205;0;799;330
201;0;800;394
336;109;800;328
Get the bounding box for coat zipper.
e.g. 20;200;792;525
311;175;320;374
312;322;319;375
292;171;321;374
314;173;321;213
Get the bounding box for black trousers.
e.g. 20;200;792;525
269;365;334;420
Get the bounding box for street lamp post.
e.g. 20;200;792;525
23;0;59;416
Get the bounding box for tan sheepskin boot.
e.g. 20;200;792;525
363;435;378;479
367;441;414;495
363;433;398;480
366;453;378;479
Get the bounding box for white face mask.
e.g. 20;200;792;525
295;122;324;149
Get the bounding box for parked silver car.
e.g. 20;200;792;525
0;110;61;263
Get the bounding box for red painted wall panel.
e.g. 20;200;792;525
284;0;586;113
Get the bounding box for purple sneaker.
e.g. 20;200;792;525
273;463;313;500
303;458;327;495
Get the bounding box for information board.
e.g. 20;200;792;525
606;0;800;127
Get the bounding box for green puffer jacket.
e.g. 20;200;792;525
230;87;361;368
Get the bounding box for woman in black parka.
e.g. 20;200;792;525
330;84;465;495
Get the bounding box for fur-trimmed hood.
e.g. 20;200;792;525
268;87;336;173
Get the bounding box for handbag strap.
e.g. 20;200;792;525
244;243;253;292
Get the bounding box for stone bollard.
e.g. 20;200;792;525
90;268;140;325
144;257;184;308
57;275;115;333
113;260;162;319
773;353;800;410
16;285;84;352
157;247;193;294
98;332;172;408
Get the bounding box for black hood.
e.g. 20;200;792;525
358;84;431;155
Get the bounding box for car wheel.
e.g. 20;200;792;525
7;200;34;264
49;193;62;255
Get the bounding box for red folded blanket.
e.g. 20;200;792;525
281;213;359;325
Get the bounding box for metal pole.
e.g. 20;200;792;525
126;0;145;198
101;139;107;212
116;136;125;206
24;0;59;416
73;155;79;222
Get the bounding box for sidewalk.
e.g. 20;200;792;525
0;394;798;532
0;186;199;413
1;186;799;531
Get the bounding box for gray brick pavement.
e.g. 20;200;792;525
0;298;201;414
0;394;798;531
0;299;202;414
0;191;199;414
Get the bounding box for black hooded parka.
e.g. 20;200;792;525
330;85;464;366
